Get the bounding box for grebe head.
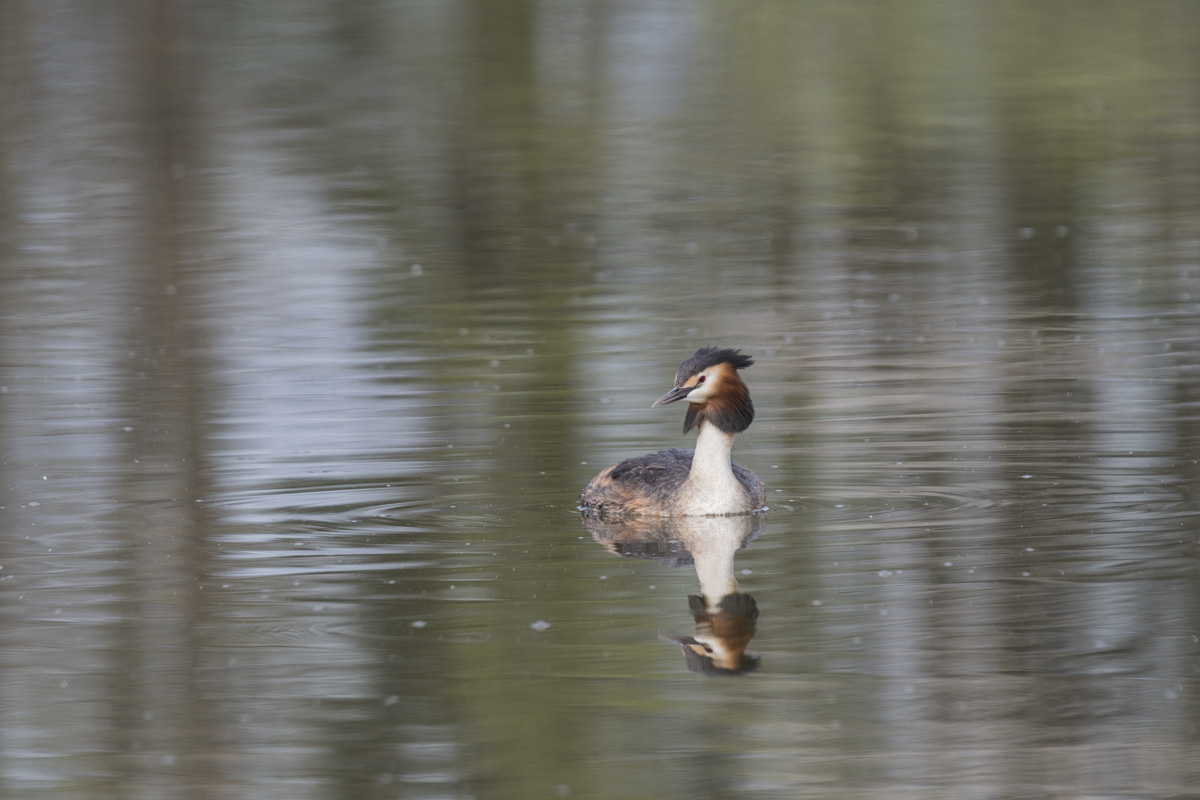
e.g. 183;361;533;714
651;347;755;435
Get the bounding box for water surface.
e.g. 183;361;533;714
1;2;1199;798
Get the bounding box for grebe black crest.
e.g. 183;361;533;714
579;347;767;517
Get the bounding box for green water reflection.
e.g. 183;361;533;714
1;1;1198;798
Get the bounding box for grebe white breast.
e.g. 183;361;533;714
579;347;766;517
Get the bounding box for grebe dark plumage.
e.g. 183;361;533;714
579;347;766;517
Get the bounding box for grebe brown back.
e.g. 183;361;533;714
579;347;766;517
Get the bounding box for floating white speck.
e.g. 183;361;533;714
943;561;954;567
530;620;551;631
384;695;399;706
1021;474;1032;479
811;599;823;606
878;570;893;577
411;620;427;628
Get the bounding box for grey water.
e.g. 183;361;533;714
1;2;1199;798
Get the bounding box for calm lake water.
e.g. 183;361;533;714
2;2;1199;798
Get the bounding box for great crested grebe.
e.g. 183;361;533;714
579;347;766;517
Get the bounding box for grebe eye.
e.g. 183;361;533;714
697;375;706;384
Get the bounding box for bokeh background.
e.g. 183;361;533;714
1;1;1199;798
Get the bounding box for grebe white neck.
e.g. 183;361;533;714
677;421;750;515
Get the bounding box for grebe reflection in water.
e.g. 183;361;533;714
584;513;763;676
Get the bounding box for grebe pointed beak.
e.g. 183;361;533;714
652;386;691;407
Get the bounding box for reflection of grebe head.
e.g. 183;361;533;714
661;592;760;676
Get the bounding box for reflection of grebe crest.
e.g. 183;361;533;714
674;643;761;676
